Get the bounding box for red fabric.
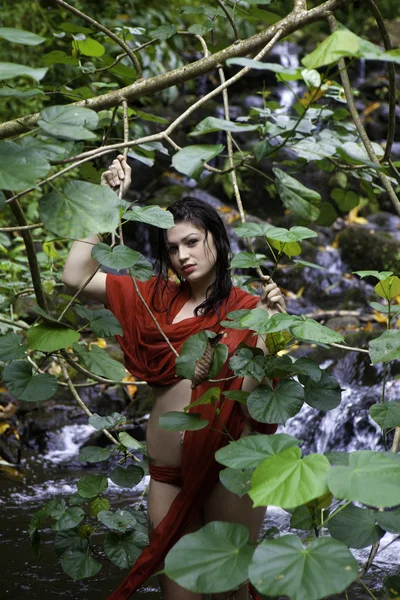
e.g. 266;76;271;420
148;463;182;486
105;275;277;600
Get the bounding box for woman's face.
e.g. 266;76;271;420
166;221;217;284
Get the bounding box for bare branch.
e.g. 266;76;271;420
366;0;396;162
294;0;307;10
327;14;400;217
0;0;354;140
216;0;240;41
8;197;47;311
52;0;142;77
0;223;43;231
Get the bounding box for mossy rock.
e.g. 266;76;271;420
338;226;400;273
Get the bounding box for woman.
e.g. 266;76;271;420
62;155;286;600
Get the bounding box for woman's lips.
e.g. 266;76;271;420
182;265;195;274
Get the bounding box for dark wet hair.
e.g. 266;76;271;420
152;196;232;317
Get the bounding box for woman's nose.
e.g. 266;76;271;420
178;246;189;261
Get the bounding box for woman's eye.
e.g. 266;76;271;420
169;247;177;254
188;239;198;246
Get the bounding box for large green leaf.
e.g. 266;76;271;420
227;57;301;80
369;401;400;429
374;509;400;533
175;330;216;380
104;532;142;569
369;330;400;363
19;136;76;162
247;380;304;425
118;431;144;450
61;549;102;580
215;433;302;469
91;243;147;272
109;466;144;488
123;205;174;228
327;451;400;508
74;306;122;337
327;504;384;548
184;387;220;412
229;348;265;381
0;332;27;362
219;468;253;497
273;168;321;222
164;522;254;593
77;475;108;499
88;413;126;430
0;62;47;81
4;360;58;402
55;530;88;557
230;252;266;269
302;29;360;69
290;317;345;344
250;447;330;508
27;323;80;352
189;117;258;136
374;276;400;300
302;371;342;410
78;447;112;463
128;260;154;282
72;38;105;57
52;507;85;531
158;411;209;431
0;27;46;45
249;535;358;600
233;222;273;238
73;343;126;381
38;106;99;140
0;141;50;190
89;496;110;518
39;181;120;238
290;137;336;161
172;144;224;179
98;510;137;531
266;225;317;243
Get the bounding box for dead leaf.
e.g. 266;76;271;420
122;374;138;397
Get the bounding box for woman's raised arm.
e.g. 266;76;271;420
61;155;131;304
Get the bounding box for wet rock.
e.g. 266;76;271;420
325;316;361;331
338;225;400;273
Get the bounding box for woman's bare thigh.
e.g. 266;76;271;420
148;478;204;600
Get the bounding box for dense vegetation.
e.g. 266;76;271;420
1;0;400;598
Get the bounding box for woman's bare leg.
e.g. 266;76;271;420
147;477;204;600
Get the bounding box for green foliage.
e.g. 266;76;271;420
3;0;400;595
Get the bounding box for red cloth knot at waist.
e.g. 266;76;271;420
149;463;182;487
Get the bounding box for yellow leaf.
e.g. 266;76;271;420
331;234;340;249
89;338;107;349
122;374;138;397
0;423;10;435
363;322;373;332
347;206;368;225
296;286;304;298
372;310;387;324
363;101;380;118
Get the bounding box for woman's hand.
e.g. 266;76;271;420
100;154;132;198
257;275;286;316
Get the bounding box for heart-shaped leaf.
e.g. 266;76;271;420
165;522;254;593
38;105;99;140
247;380;304;425
250;447;330;508
4;360;57;402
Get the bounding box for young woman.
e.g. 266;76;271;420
62;155;286;600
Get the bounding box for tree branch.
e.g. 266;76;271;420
52;0;142;77
366;0;396;162
327;14;400;217
0;223;43;231
0;0;354;140
216;0;240;41
8;197;47;311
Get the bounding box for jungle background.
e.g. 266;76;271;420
2;0;400;598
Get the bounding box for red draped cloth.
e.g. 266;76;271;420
105;275;276;600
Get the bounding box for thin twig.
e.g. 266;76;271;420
327;14;400;217
8;198;47;311
331;343;370;354
366;0;396;162
52;0;142;77
216;0;240;41
0;223;43;232
60;349;146;385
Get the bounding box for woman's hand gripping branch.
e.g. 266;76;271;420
101;154;132;198
256;275;286;316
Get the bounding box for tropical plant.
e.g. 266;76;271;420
1;0;400;597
